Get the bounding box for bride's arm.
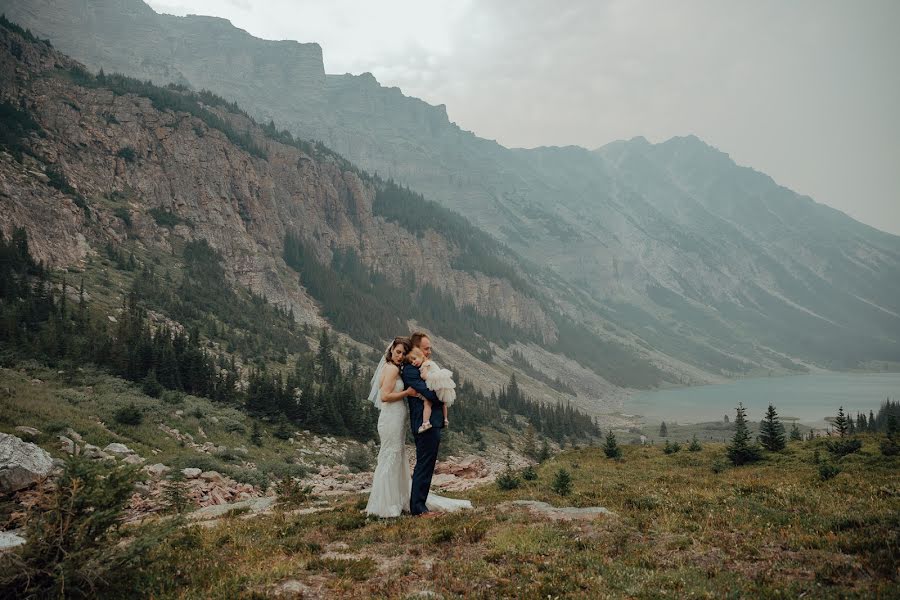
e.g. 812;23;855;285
380;364;413;402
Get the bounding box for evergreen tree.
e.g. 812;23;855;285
522;424;537;460
537;438;550;462
659;421;668;437
603;429;621;459
687;434;702;452
727;403;762;465
857;412;867;432
833;406;849;437
869;410;876;431
551;468;572;496
250;421;262;446
789;423;802;441
759;404;786;452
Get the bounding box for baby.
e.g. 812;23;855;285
406;346;456;433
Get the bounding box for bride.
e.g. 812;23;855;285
365;337;473;518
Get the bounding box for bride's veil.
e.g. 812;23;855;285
367;344;392;409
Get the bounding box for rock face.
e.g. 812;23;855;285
5;0;898;379
0;433;54;493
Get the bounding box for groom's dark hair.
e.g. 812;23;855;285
409;331;430;348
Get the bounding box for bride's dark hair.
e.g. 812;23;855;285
386;337;411;364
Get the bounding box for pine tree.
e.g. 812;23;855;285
523;424;537;460
869;410;876;431
250;421;263;446
551;468;572;496
857;412;867;431
659;421;668;437
833;406;849;437
789;423;802;441
727;403;762;465
537;438;550;462
603;429;621;459
759;404;786;452
687;434;702;452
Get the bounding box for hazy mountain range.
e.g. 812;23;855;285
2;0;899;411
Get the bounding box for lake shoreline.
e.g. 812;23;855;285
623;371;900;426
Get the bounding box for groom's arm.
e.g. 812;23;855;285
402;365;440;403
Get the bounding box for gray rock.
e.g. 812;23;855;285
182;467;202;479
509;500;614;521
133;483;152;496
0;529;27;551
123;454;145;465
63;428;83;442
14;426;41;437
200;470;224;483
103;443;133;455
144;463;171;477
82;444;109;460
58;435;75;455
0;433;53;493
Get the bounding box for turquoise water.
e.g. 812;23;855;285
628;372;900;425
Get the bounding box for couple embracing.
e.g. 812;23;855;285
365;332;472;518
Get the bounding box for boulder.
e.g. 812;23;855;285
82;444;109;460
0;433;53;493
144;463;170;477
58;435;76;455
182;467;202;479
0;529;27;552
123;454;145;465
200;470;224;484
14;426;41;437
63;428;83;443
103;443;134;455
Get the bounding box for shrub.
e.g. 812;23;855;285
275;477;313;508
687;435;702;452
825;438;862;458
663;440;681;454
551;468;572;496
114;403;143;426
343;446;373;473
140;370;163;398
819;463;841;481
0;455;162;597
116;146;137;163
161;390;185;405
521;465;538;481
880;436;900;457
114;207;132;228
163;471;191;513
496;467;521;491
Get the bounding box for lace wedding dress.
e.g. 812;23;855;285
365;376;472;518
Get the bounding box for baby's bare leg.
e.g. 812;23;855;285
442;404;448;421
422;399;432;422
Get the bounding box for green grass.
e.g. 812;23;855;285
75;434;896;598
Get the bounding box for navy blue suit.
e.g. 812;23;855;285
401;363;444;515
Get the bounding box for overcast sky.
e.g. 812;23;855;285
145;0;900;235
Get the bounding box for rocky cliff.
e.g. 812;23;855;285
3;0;899;379
1;22;635;416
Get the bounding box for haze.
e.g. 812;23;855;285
146;0;900;235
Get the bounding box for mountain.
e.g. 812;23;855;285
0;19;647;430
3;0;899;386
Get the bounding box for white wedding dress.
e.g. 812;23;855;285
365;376;473;518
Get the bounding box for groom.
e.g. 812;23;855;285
401;331;444;516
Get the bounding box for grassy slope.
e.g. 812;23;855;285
126;437;898;598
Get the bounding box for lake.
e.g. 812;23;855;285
628;372;900;425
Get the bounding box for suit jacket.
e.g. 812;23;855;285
401;363;444;435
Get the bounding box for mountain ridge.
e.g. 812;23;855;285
2;0;899;386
